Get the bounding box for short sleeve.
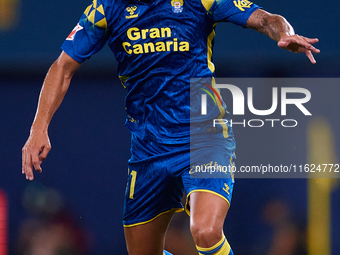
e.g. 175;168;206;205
61;0;109;62
202;0;261;27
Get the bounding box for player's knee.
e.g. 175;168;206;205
190;221;223;247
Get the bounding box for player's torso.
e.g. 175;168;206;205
100;0;217;141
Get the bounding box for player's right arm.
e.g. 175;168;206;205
22;51;81;181
22;0;110;180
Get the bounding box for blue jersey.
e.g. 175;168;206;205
62;0;260;143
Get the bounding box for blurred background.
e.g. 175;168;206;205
0;0;339;254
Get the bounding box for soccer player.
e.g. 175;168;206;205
22;0;319;254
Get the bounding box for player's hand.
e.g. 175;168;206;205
277;34;320;64
22;130;51;181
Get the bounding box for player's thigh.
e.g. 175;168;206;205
123;137;185;227
124;209;175;255
184;180;234;247
184;136;236;245
189;190;230;232
184;136;236;218
123;139;186;254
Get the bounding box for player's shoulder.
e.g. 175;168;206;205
186;0;233;15
94;0;115;10
92;0;125;12
95;0;114;6
86;0;127;25
100;0;133;8
179;0;214;14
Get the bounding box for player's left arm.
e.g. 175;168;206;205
246;9;320;64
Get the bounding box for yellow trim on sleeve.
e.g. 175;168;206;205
95;17;107;29
84;5;92;16
123;208;184;228
96;4;105;15
88;9;96;24
185;189;230;216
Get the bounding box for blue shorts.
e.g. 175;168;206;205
122;134;236;227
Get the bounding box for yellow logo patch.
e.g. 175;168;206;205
171;0;184;13
233;0;253;11
126;6;138;19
